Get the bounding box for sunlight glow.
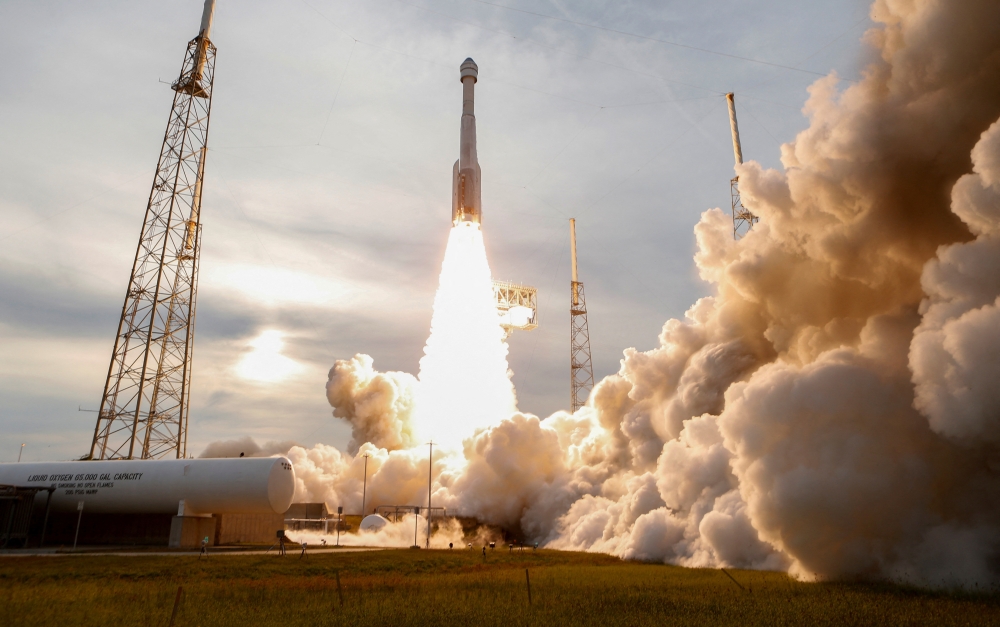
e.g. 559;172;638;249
235;329;304;383
207;263;356;308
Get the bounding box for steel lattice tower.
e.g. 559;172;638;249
90;1;218;460
726;93;758;239
569;219;594;412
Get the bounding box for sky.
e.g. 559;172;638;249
0;0;871;462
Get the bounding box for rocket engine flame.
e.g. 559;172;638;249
413;222;516;449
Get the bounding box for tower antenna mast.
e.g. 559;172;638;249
569;219;594;412
726;93;758;239
90;0;218;460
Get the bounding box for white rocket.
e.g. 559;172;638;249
452;58;482;226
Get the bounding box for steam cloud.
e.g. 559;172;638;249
325;354;417;453
289;515;470;550
205;0;1000;587
199;436;298;459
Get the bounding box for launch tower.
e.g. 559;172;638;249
726;93;758;239
89;0;218;460
569;219;594;412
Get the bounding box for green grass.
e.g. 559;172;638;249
2;548;998;626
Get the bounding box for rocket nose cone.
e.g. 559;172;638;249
460;57;478;82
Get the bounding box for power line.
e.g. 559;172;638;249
523;108;604;188
0;169;151;243
389;0;725;95
217;169;279;269
465;0;858;82
582;101;720;213
798;16;869;65
318;40;358;144
739;100;782;146
297;0;358;42
351;38;607;107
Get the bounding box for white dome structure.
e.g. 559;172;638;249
360;514;389;532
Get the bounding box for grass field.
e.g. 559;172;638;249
2;548;999;626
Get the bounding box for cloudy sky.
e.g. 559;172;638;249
0;0;871;462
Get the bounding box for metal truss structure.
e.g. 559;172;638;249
493;280;538;339
731;175;758;239
375;505;448;522
570;281;594;413
90;27;216;461
569;219;594;412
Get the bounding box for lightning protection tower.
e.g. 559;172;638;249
89;0;218;460
727;93;758;239
569;219;594;412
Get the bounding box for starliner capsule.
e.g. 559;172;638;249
452;58;482;226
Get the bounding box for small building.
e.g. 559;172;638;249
213;512;285;545
285;502;350;533
0;485;54;548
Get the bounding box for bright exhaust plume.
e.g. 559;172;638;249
413;222;516;449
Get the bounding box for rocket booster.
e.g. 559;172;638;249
452;58;482;226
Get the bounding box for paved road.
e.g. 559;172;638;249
0;546;389;557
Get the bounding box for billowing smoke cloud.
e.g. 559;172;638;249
325;354;418;453
204;0;1000;588
199;435;298;458
910;119;1000;444
288;515;467;549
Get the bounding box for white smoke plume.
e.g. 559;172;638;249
910;119;1000;445
199;435;298;458
289;515;466;550
203;0;1000;588
325;354;418;453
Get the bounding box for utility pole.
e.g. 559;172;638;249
726;93;758;239
361;453;370;516
412;506;420;549
90;0;218;460
336;506;342;547
570;219;594;412
426;441;433;549
73;501;84;550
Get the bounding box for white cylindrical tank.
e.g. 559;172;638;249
0;457;295;515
